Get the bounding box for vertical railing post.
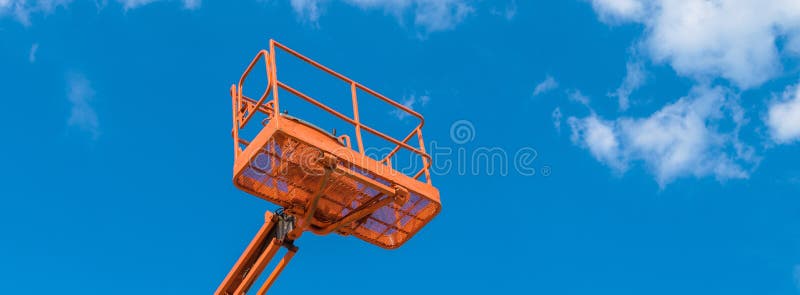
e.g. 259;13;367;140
231;84;240;160
351;83;365;154
416;128;431;184
269;40;280;128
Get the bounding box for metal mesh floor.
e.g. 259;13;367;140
234;131;439;249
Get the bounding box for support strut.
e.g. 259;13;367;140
215;211;298;295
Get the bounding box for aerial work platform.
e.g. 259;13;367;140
216;40;441;294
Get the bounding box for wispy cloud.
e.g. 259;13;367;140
490;0;516;21
117;0;200;10
0;0;70;26
181;0;200;9
552;107;562;132
412;0;473;34
566;89;590;106
28;43;38;63
117;0;156;10
66;73;100;139
532;75;558;96
590;0;644;23
290;0;475;34
611;60;646;111
569;114;625;172
391;93;430;120
289;0;324;23
0;0;199;24
568;86;755;187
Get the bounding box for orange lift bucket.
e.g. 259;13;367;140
230;40;441;249
218;40;441;294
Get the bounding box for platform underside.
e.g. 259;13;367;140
233;116;440;249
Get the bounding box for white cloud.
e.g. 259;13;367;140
182;0;199;9
611;60;646;111
67;73;100;139
117;0;155;10
0;0;70;25
533;75;558;96
391;93;429;119
590;0;800;89
567;89;590;106
291;0;474;33
590;0;644;23
117;0;199;10
490;0;516;21
568;114;626;171
767;84;800;144
0;0;199;24
290;0;325;22
569;86;753;186
412;0;472;33
29;43;38;63
552;107;562;132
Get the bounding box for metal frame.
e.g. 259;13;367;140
231;39;432;184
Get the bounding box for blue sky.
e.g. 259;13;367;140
4;0;800;294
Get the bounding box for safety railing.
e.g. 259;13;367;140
231;40;432;184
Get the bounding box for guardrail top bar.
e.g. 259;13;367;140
271;40;425;127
